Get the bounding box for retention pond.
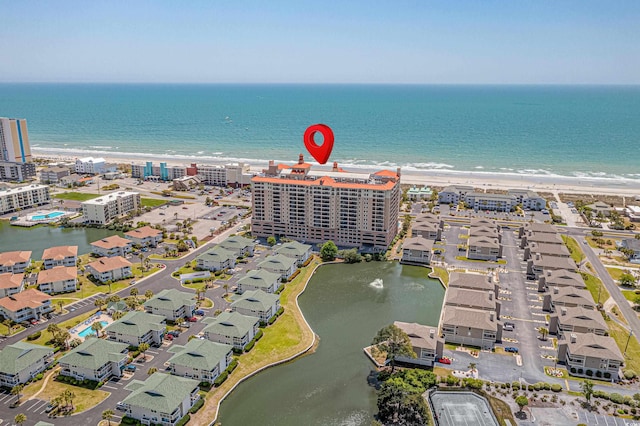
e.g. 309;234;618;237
218;261;445;425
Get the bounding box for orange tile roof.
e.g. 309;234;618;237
374;170;399;178
87;256;132;273
0;251;32;266
0;273;24;290
253;175;397;191
42;246;78;261
0;288;51;312
91;235;132;249
37;266;77;284
125;226;162;239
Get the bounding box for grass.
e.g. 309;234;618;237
484;391;516;426
607;267;627;281
605;319;640;372
199;298;214;308
192;257;321;426
140;197;167;208
454;256;507;264
0;323;25;336
25;309;98;346
544;366;568;379
580;272;610;304
53;191;100;201
132;263;161;279
622;290;638;303
429;266;449;286
24;370;109;413
562;235;585;264
586;236;619;250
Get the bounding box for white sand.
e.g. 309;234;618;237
35;151;640;198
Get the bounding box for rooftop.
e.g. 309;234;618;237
237;269;282;289
442;305;498;331
0;272;24;290
275;241;312;257
258;254;297;271
105;311;165;337
231;289;279;313
394;321;440;350
36;266;77;284
168;338;232;370
0;288;51;312
82;191;139;206
219;235;257;251
403;236;434;251
143;289;196;311
41;245;78;260
0;250;32;266
445;287;496;310
196;246;236;263
448;272;494;291
125;226;162;239
560;333;623;362
122;373;199;414
556;306;608;330
87;256;132;273
0;342;53;375
202;311;258;338
543;269;586;288
58;339;128;370
91;235;132;250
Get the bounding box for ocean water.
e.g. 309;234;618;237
0;84;639;180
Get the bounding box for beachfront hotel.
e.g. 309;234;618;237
251;155;401;250
81;191;141;225
0;184;50;215
0;117;31;164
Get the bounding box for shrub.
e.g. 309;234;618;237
596;371;603;378
511;381;521;390
604;372;612;379
27;331;41;341
214;371;228;387
276;307;284;316
528;385;534;392
232;347;243;355
254;329;264;340
268;315;277;325
533;382;543;391
625;370;637;380
176;414;190;426
244;340;255;352
227;359;238;373
586;370;593;377
35;373;44;381
543;383;551;391
610;393;625;404
121;416;139;425
570;367;577;374
550;383;563;392
189;398;204;414
462;378;484;389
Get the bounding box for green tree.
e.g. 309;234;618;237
14;413;27;425
581;379;594;405
47;323;61;339
539;327;549;341
63;389;75;409
468;362;477;372
341;248;362;264
138;342;150;360
376;379;428;425
372;324;415;372
320;241;338;262
91;321;104;337
267;236;277;246
145;290;154;300
130;287;139;298
94;298;105;309
147;367;158;375
11;384;24;405
515;395;529;413
102;409;114;426
223;283;229;298
619;272;637;287
112;310;125;321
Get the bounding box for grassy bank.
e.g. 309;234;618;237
53;192;100;201
562;235;585;264
580;272;610;304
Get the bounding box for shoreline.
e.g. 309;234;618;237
33;149;640;197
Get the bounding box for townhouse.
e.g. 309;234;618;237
91;235;133;258
86;256;133;283
36;266;77;294
167;339;233;384
104;311;166;347
58;339;129;382
124;226;163;248
0;288;52;322
0;251;31;274
257;254;297;281
41;245;78;269
231;289;280;323
0;272;24;298
237;269;282;294
401;237;433;265
393;321;444;367
202;311;259;351
0;342;54;388
143;289;196;322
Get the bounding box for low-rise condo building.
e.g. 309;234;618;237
202;311;259;351
86;256;133;283
520;231;564;248
412;221;442;241
527;254;577;279
0;288;52;322
0;272;24;298
445;287;501;318
440;306;502;350
0;342;54;388
91;235;134;257
393;321;443;367
167;339;233;384
537;269;586;292
40;166;70;184
218;235;256;258
438;185;474;204
274;241;313;266
558;333;623;380
507;189;547;210
58;339;129;382
524;242;571;260
237;269;282;294
75;157;106;174
36;266;77;294
549;306;608;337
0;161;36;182
518;222;557;238
257;254;297;280
231;289;280;323
401;237;433;265
467;236;502;261
195;246;236;272
143;289;196;322
82;191;141;225
41;246;78;269
465;192;516;212
448;272;499;299
543;286;596;312
124;226;163;247
105;311;166;347
0;184;50;215
0;250;31;273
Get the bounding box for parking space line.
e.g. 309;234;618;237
102;385;118;390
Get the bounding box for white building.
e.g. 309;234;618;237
36;266;77;294
86;256;133;283
75;157;106;175
0;273;24;298
0;251;32;273
143;289;196;322
257;254;297;281
82;191;141;225
0;184;50;215
41;246;78;269
202;311;259;351
91;235;134;258
167;339;233;384
105;311;166;347
0;342;53;388
124;226;163;247
58;339;129;382
0;288;52;322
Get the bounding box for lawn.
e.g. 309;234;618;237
429;266;449;286
191;257;321;426
605;319;640;373
622;290;638;303
53;192;100;201
132;263;161;279
581;272;610;305
0;323;25;336
586;236;619;250
25;309;98;346
25;370;110;414
58;275;131;302
454;256;507;265
141;197;167;208
607;267;626;281
199;298;214;308
562;235;585;264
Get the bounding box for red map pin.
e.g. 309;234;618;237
303;124;334;164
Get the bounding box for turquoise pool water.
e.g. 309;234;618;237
78;321;108;338
30;211;65;221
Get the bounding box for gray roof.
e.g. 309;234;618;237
442;185;474;193
403;237;434;251
543;269;586;288
413;222;440;233
122;373;199;414
168;339;232;370
448;272;494;291
531;255;577;270
556;306;608;330
258;254;296;271
219;235;256;252
469;226;499;236
143;289;195;311
196;246;236;263
560;334;623;362
550;287;595;308
445;288;496;310
524;232;564;244
442;306;498;331
59;339;128;370
0;342;53;375
275;241;312;257
203;311;258;338
468;236;500;249
107;300;128;312
621;239;640;251
231;289;279;312
468;192;515;202
414;213;440;224
394;321;440;351
520;223;557;234
528;242;571;257
105;311;165;337
237;269;281;290
469;218;497;228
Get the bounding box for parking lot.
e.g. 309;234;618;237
63;293;107;314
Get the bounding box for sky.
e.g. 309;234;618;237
1;1;639;84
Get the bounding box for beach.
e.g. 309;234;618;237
34;150;640;198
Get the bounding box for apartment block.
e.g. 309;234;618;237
40;166;71;184
0;184;50;215
0;117;31;163
0;161;36;182
82;191;141;225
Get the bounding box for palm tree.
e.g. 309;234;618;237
138;253;145;273
468;362;477;372
223;283;229;298
145;290;154;300
63;389;75;409
47;323;61;340
2;318;12;335
130;288;139;298
147;367;158;375
94;298;105;309
91;321;104;337
14;413;26;425
539;327;549;341
106;280;113;294
112;310;125;321
11;384;24;405
138;342;150;361
102;409;114;426
57;300;64;313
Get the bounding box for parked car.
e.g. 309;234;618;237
194;310;205;316
504;347;519;353
116;402;127;411
44;403;56;413
503;324;514;332
187;316;198;322
165;334;174;341
168;330;180;337
125;365;137;372
437;357;451;365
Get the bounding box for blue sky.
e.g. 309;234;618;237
1;1;638;84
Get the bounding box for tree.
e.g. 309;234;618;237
47;323;61;339
372;324;416;372
102;409;114;426
340;248;362;264
138;342;150;360
125;297;139;310
139;253;145;272
223;283;229;298
91;321;104;337
112;311;125;321
11;384;24;405
57;300;64;312
147;367;158;375
63;389;75;409
619;272;637;288
515;395;529;413
267;236;277;246
130;288;139;298
320;241;338;262
94;298;105;309
581;379;594;405
145;290;154;300
14;413;26;425
376;379;428;425
539;327;549;341
468;362;477;372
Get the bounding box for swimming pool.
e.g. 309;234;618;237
77;321;109;338
30;211;66;221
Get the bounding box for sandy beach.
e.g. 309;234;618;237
34;149;640;198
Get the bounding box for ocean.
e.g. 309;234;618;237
0;84;638;181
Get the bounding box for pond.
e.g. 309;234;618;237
218;261;445;426
0;220;121;258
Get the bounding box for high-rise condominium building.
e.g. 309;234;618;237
0;118;32;164
251;155;401;250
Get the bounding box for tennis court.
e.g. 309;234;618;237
429;391;499;426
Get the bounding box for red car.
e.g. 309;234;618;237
437;357;451;365
165;334;174;341
187;317;197;322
